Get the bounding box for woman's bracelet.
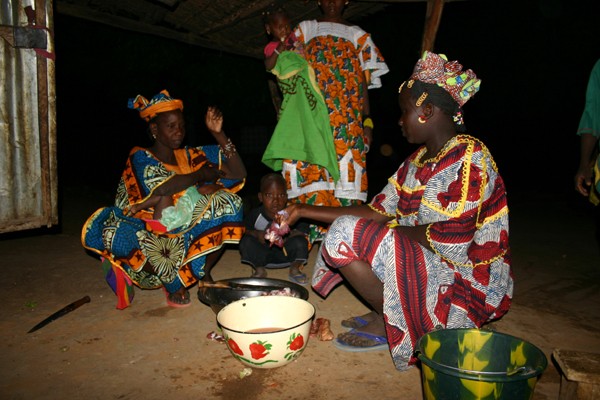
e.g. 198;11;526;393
220;137;237;159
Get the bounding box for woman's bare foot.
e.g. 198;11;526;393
336;314;387;349
251;266;267;278
353;314;386;337
164;287;191;308
340;310;379;329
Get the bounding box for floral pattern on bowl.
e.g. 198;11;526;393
217;296;315;369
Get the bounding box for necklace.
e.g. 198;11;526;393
414;135;458;166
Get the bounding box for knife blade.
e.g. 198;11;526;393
27;295;91;333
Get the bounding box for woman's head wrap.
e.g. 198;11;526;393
410;51;480;107
128;90;183;122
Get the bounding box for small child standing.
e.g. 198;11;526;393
239;173;310;285
260;5;340;191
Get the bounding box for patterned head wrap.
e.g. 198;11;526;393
410;51;480;107
128;90;184;122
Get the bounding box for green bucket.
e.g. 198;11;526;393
415;328;547;400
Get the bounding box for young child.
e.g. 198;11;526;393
262;5;300;71
239;173;310;285
260;5;340;200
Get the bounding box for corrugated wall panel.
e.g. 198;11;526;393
0;0;57;233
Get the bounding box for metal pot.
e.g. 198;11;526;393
197;277;309;314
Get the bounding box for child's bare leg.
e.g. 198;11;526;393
251;266;267;278
288;260;307;285
129;195;160;216
153;195;173;220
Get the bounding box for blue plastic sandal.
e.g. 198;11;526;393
333;329;389;352
288;272;308;286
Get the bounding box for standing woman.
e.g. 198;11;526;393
284;52;513;370
82;90;246;309
289;0;389;212
291;0;388;286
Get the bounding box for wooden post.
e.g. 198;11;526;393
35;0;56;227
421;0;445;54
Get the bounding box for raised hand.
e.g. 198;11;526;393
205;106;223;135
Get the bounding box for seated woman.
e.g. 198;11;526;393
283;52;513;370
82;90;246;309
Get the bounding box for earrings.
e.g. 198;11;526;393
453;111;464;125
418;116;427;124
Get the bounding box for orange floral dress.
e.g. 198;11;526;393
287;20;388;213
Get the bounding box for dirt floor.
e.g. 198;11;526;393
1;186;600;400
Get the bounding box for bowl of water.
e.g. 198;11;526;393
216;295;315;369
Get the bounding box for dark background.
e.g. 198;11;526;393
54;0;600;210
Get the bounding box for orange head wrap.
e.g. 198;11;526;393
128;89;184;122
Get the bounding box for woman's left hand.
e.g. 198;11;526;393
205;106;223;135
200;162;224;183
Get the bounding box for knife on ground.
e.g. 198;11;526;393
27;295;91;333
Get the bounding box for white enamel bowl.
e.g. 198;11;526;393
216;296;315;369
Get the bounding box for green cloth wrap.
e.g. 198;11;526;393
160;186;202;231
262;51;340;182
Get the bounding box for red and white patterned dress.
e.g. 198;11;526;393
319;135;513;370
